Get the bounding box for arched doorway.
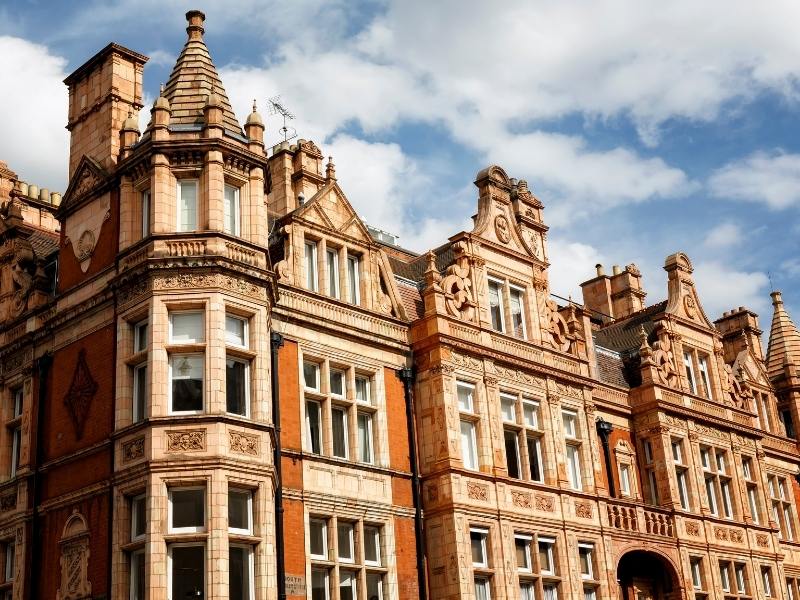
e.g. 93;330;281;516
617;550;681;600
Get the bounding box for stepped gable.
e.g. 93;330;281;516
161;10;243;135
766;291;800;380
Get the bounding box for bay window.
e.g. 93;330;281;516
168;485;206;599
176;179;198;232
223;183;240;236
458;381;479;471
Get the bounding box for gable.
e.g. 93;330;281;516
297;182;373;242
59;156;113;217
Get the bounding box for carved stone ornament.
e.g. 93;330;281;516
650;331;679;387
756;533;769;547
494;215;511;244
57;512;92;600
63;349;98;440
441;256;475;321
723;363;753;410
534;494;555;512
683;295;697;318
229;430;259;456
575;501;593;518
0;493;16;512
685;521;700;536
511;491;531;508
466;482;488;501
76;230;95;262
122;437;145;462
166;429;206;452
543;299;570;353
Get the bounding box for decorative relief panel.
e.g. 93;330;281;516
153;273;266;299
0;493;16;512
122;437;145;462
229;431;259;456
56;512;91;600
684;521;701;536
166;429;206;452
63;349;98;440
575;501;593;518
511;491;531;509
756;534;769;548
466;482;488;501
535;494;555;512
441;242;475;322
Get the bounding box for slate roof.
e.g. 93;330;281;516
29;229;59;260
593;300;667;353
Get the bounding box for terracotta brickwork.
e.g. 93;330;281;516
3;8;800;600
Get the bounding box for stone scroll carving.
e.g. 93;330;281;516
543;299;570;352
57;512;92;600
441;242;476;322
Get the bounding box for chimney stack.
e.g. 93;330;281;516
715;306;764;363
581;263;646;322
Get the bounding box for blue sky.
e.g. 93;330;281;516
1;0;799;332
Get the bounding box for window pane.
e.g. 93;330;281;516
178;180;197;232
226;359;248;416
515;536;531;570
337;522;354;562
304;362;320;390
567;445;582;489
225;316;247;347
171;355;203;412
339;571;357;600
309;519;327;558
488;280;503;331
500;395;516;422
311;569;329;600
457;382;474;412
510;288;525;338
355;377;370;403
523;401;538;428
134;321;148;353
579;546;593;578
224;185;239;235
544;585;558;600
132;495;146;539
460;420;477;470
171;489;204;530
307;401;322;454
366;573;383;600
332;407;348;458
520;583;535;600
538;539;554;573
170;545;204;599
347;255;360;304
327;250;339;298
527;436;543;482
562;411;577;438
358;413;374;463
305;242;318;291
229;545;251;600
364;526;380;564
470;530;487;566
504;430;520;478
683;352;696;394
141;191;150;238
170;312;203;343
475;578;490;600
133;364;147;422
131;550;145;600
228;490;251;532
330;370;345;396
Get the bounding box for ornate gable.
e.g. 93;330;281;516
663;252;714;329
296;181;374;243
59;156;112;217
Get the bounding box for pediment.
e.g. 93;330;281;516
60;156;112;216
663;252;715;329
733;348;770;387
297;182;373;242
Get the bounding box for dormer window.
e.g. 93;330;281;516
223;184;240;236
487;276;528;339
177;180;198;232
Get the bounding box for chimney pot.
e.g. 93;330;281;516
612;265;621;275
595;263;605;277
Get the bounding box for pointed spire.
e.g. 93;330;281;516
160;10;243;135
326;156;336;181
766;291;800;380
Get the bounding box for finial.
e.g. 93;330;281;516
186;9;206;40
159;83;165;95
771;290;784;307
252;99;257;113
326;156;336;181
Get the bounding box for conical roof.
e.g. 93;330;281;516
766;291;800;380
161;10;243;135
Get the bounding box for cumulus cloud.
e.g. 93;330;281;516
0;36;69;190
693;261;770;320
546;238;608;300
703;222;742;249
709;151;800;209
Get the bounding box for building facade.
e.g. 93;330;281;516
1;9;800;600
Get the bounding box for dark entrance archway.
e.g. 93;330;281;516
617;550;682;600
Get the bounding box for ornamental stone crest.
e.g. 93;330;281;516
494;215;511;244
650;331;679;387
57;512;92;600
441;243;475;321
122;437;145;462
229;431;259;456
543;299;570;352
63;350;98;440
166;429;206;452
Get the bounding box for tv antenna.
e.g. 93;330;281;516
267;95;297;142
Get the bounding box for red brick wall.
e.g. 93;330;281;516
45;325;115;464
384;367;410;472
393;516;419;600
283;498;306;600
57;189;119;292
37;492;110;599
279;340;301;450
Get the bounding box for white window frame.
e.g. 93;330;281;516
355;376;371;404
223;183;241;236
470;528;489;567
331;405;349;460
508;284;527;339
683;351;697;394
304;361;321;392
562;410;578;439
226;356;250;418
130;547;144;600
305;241;319;292
167;543;205;599
487;277;505;333
229;544;255;600
720;562;731;592
763;567;774;598
690;557;703;590
347;253;360;304
309;518;328;560
168;487;206;534
515;534;532;572
168;311;204;344
169;353;205;415
460;419;478;471
337;521;355;563
311;568;330;600
538;537;556;575
566;444;582;491
176;179;199;233
364;525;381;566
735;563;747;594
228;488;253;535
3;541;14;582
306;400;323;455
326;248;340;299
500;393;517;423
357;411;374;464
329;369;345;397
225;314;248;348
578;543;594;579
457;381;475;412
619;464;631;496
131;494;146;542
698;355;712;398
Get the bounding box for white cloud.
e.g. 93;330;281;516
709;151;800;209
703;222;742;249
693;261;770;320
547;238;608;300
0;36;68;191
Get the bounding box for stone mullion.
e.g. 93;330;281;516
119;175;135;250
151;153;174;234
208;469;227;599
686;432;709;516
653;428;682;510
729;448;748;524
205;150;224;232
250;305;269;423
206;292;226;414
150;299;169;418
581;399;599;495
540;392;560;487
248;166;266;246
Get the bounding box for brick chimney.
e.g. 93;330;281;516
715;306;764;363
581;263;646;322
64;43;148;178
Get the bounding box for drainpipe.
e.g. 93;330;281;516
398;366;427;600
270;332;286;600
596;417;615;497
30;352;52;600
